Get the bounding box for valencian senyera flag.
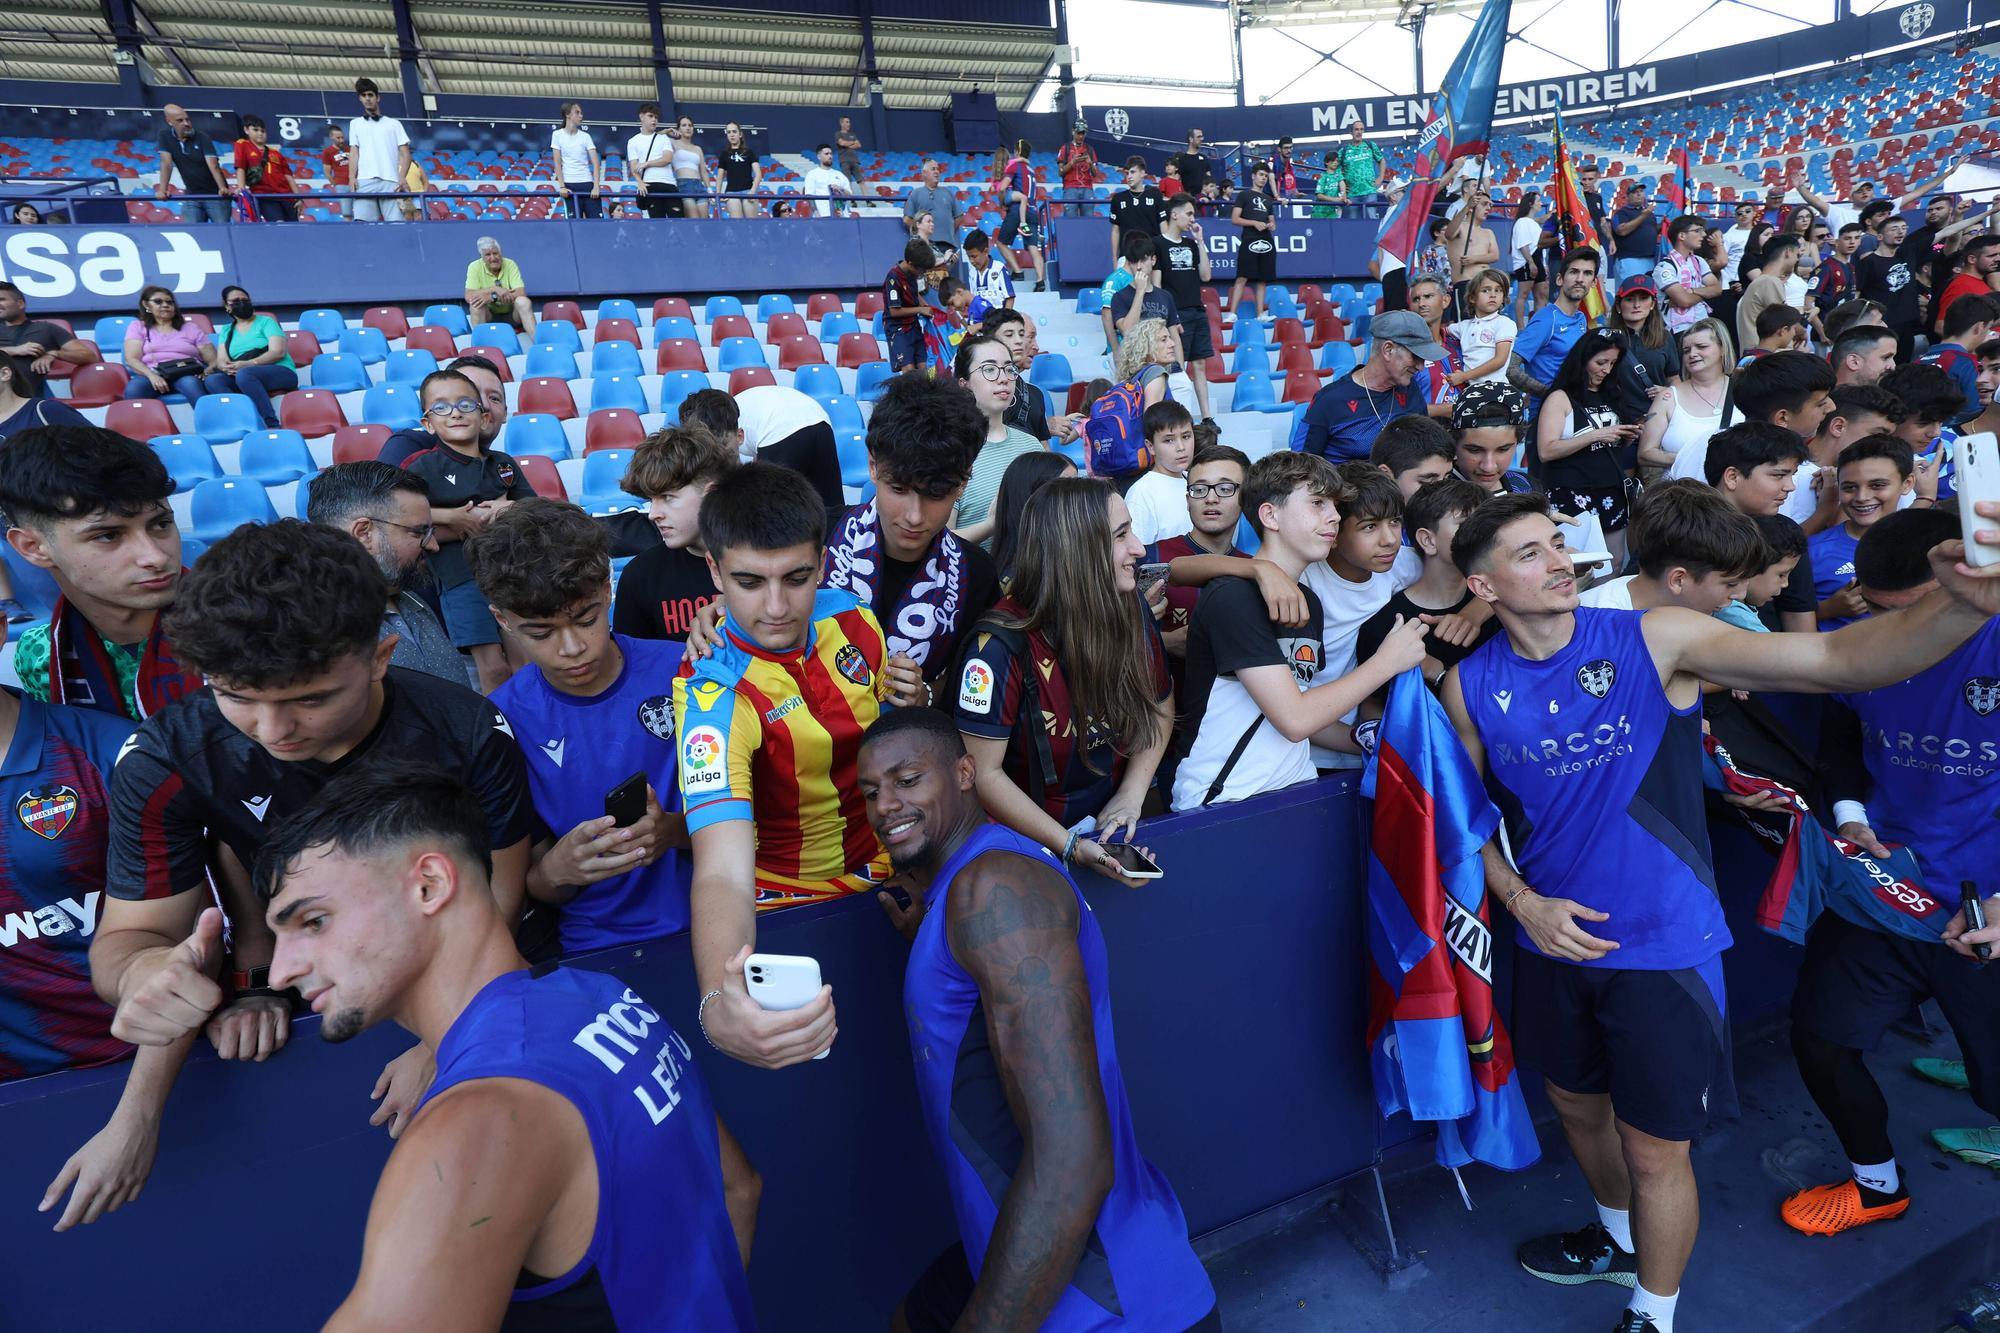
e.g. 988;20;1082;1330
1550;99;1610;319
1362;670;1540;1175
1374;0;1513;269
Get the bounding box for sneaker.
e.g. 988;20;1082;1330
1034;279;1047;292
0;598;30;624
1931;1125;2000;1169
1517;1222;1637;1287
1611;1313;1660;1333
1780;1178;1910;1235
1913;1058;1970;1090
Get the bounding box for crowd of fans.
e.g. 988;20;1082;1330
6;143;2000;1331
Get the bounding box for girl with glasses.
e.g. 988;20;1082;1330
951;333;1047;546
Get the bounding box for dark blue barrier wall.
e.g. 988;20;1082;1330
0;772;1803;1330
1053;215;1511;285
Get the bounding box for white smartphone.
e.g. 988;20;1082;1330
1102;842;1164;880
745;952;830;1060
1957;431;2000;568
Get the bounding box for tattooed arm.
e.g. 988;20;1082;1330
946;854;1114;1331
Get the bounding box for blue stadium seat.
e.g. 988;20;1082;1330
524;344;579;381
189;477;280;542
589;375;650;414
533;321;582;355
1319;342;1357;377
653;316;698;345
299;308;348;345
835;429;869;488
1074;289;1104;316
501;414;571;460
595;298;639;326
338;327;390;365
1232;347;1273;377
817;311;859;344
589;341;643;378
703;296;745;323
191;393;258;444
469;323;522;358
178;535;208;568
360;383;422;430
755;294;796;321
1229;375;1277;412
1233;320;1268;349
716;337;767;373
422;304;470;337
853;360;893;403
307;353;369;393
1050;435;1087;469
791;363;842;401
822;394;865;435
1266;292;1301;321
657;370;710;422
381;348;439;385
1028;352;1074;395
237;429;316;484
150;435;221;493
93;315;135;352
580;450;641;514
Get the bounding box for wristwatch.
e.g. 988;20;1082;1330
232;964;281;1000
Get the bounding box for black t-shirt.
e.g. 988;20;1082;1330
1856;249;1922;331
401;442;537;587
0;318;71;357
1171;152;1210;196
1110;185;1168;239
719;148;756;192
612;543;717;642
869;540;1002;681
1155;233;1204;315
156;128;218;192
377;428;429;467
1355;586;1499;673
1004;381;1051;439
1110;284;1176;329
1771;541;1817;619
107;668;534;901
1233;189;1275;232
1541;392;1626;491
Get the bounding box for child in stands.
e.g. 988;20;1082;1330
1810;435;1932;630
1578;479;1765;614
1370;414;1456;498
1123;400;1199;545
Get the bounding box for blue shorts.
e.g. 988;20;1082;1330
888;323;926;371
439;579;502;648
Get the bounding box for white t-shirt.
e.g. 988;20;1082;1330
552;127;596;182
800;166;854;215
626;130;673;183
1300;547;1421;769
1823;202;1860;232
1449;312;1518;382
1511;215;1542;266
347;114;410;182
1124;471;1193;546
733;386;830;457
1721;225;1755;280
1579;574;1636;609
1780;460;1823;525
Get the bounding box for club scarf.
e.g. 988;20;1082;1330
45;594;201;720
823;501;966;671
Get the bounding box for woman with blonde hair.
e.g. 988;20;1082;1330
1638;316;1740;479
1111;315;1177;412
952;476;1172;887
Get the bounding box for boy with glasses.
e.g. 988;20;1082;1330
401;369;535;692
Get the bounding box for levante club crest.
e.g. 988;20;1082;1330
17;785;79;839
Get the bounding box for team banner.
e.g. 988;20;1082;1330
1362;670;1540;1173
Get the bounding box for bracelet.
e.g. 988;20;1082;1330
695;988;724;1051
1060;829;1082;866
1503;884;1534;913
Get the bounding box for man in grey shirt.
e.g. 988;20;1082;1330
903;158;963;242
305;461;477;688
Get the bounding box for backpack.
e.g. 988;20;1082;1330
1084;373;1157;477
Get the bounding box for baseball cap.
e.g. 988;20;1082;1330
1073;119;1088;132
1370;310;1449;363
1617;273;1658;299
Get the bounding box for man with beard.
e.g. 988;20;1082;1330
1509;248;1602;420
1295;310;1443;462
306;460;470;686
856;707;1218;1332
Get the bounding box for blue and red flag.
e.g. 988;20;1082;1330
1549;102;1609;320
1375;0;1514;268
1362;670;1540;1173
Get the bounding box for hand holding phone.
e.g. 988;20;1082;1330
1098;841;1163;880
605;771;648;828
746;954;832;1058
1964;882;1993;962
1956;432;2000;568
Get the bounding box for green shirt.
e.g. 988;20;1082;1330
465;257;525;306
1338;141;1384;195
1312;169;1345;219
214;313;295;371
11;621;144;717
956;427;1046;544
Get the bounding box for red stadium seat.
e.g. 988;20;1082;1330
729;366;777;393
65;361;129;407
776;336;825;370
709;315;753;346
854;291;884;319
764;312;808;343
1065;382;1092;415
362;307;409;341
284;329;323;368
1298;283;1325;306
652;297;693;323
332;424;393;464
1276;344;1317;376
1281;370;1319;405
1313;313;1347;345
835;332;881;369
184;311;213;336
403;325;457;361
104;398;175;442
806;292;844;320
1201;354;1232;384
543;300;585;330
1271;318;1307;347
1200;288;1223;313
516;453;567;499
584;408;645;452
655;339;706;373
280;389;349;438
593;318;640;348
516;377;577;419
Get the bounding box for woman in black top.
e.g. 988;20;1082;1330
717;121;761;219
1534;328;1644;564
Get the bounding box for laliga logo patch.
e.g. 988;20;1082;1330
638;693;675;741
1577;658;1616;700
959;660;994;714
17;785;79;840
834;643;872;688
681;726;728;791
1966;676;2000;718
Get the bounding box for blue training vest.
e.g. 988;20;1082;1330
419;967;755;1331
904;823;1215;1331
1458;607;1730;970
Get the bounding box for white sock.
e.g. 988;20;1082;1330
1851;1157;1901;1195
1629;1284;1678;1333
1596;1201;1635;1253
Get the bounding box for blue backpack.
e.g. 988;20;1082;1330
1084;375;1159;477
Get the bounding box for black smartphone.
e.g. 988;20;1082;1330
605;771;648;828
1964;881;1991;962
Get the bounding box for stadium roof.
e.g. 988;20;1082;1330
1236;0;1487;27
0;0;1059;108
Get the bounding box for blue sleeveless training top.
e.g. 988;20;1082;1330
903;823;1215;1330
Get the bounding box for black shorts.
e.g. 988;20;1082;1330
1545;482;1631;533
1176;310;1215;362
1792;913;2000;1117
997;209;1043;249
1237;236;1277;283
1511;946;1736;1142
900;1244;1222;1333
